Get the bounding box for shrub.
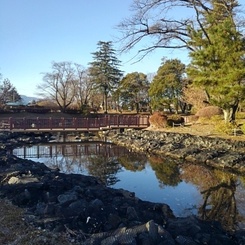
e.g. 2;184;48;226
25;107;50;113
196;106;223;118
65;109;82;114
149;112;168;128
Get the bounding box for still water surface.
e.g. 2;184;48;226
13;141;245;231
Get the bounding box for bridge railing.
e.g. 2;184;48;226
0;115;150;131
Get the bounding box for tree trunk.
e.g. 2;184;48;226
104;89;108;114
223;102;239;123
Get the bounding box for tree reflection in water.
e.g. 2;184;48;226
181;164;242;231
118;153;147;172
148;156;241;230
86;152;147;186
86;155;122;186
148;156;181;187
199;178;238;231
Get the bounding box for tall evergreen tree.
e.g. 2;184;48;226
187;0;245;122
0;76;21;106
89;41;123;113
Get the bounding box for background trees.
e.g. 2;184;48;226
73;65;95;112
149;59;186;113
89;41;123;113
0;74;21;108
116;72;150;113
118;0;245;121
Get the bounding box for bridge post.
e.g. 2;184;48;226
9;117;13;130
36;117;39;130
107;114;110;128
86;118;89;130
23;118;26;130
61;117;65;130
116;115;119;128
49;117;52;130
73;118;77;129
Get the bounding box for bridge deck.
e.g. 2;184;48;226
0;115;150;132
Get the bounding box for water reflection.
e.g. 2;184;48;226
180;164;245;231
148;155;181;187
86;155;122;185
13;142;245;231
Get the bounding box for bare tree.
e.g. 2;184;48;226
118;0;244;60
183;84;208;112
38;62;78;112
73;64;95;110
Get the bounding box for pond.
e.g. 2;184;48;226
13;140;245;231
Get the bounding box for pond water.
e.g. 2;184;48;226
13;140;245;231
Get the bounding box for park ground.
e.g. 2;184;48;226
0;110;245;140
0;110;245;244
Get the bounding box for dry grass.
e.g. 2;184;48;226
0;199;73;245
147;114;245;141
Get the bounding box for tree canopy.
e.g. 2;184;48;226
116;72;150;112
149;59;186;112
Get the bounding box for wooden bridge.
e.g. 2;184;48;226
0;114;150;132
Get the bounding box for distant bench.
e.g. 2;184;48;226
172;122;184;127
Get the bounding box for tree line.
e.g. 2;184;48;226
1;0;245;123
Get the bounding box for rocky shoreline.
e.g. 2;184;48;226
0;132;245;244
108;129;245;174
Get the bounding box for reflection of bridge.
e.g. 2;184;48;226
0;115;149;132
13;142;131;159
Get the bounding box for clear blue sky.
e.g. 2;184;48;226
1;0;228;97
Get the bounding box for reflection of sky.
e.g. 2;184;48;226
113;164;203;216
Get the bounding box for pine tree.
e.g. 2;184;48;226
187;0;245;122
89;41;123;113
